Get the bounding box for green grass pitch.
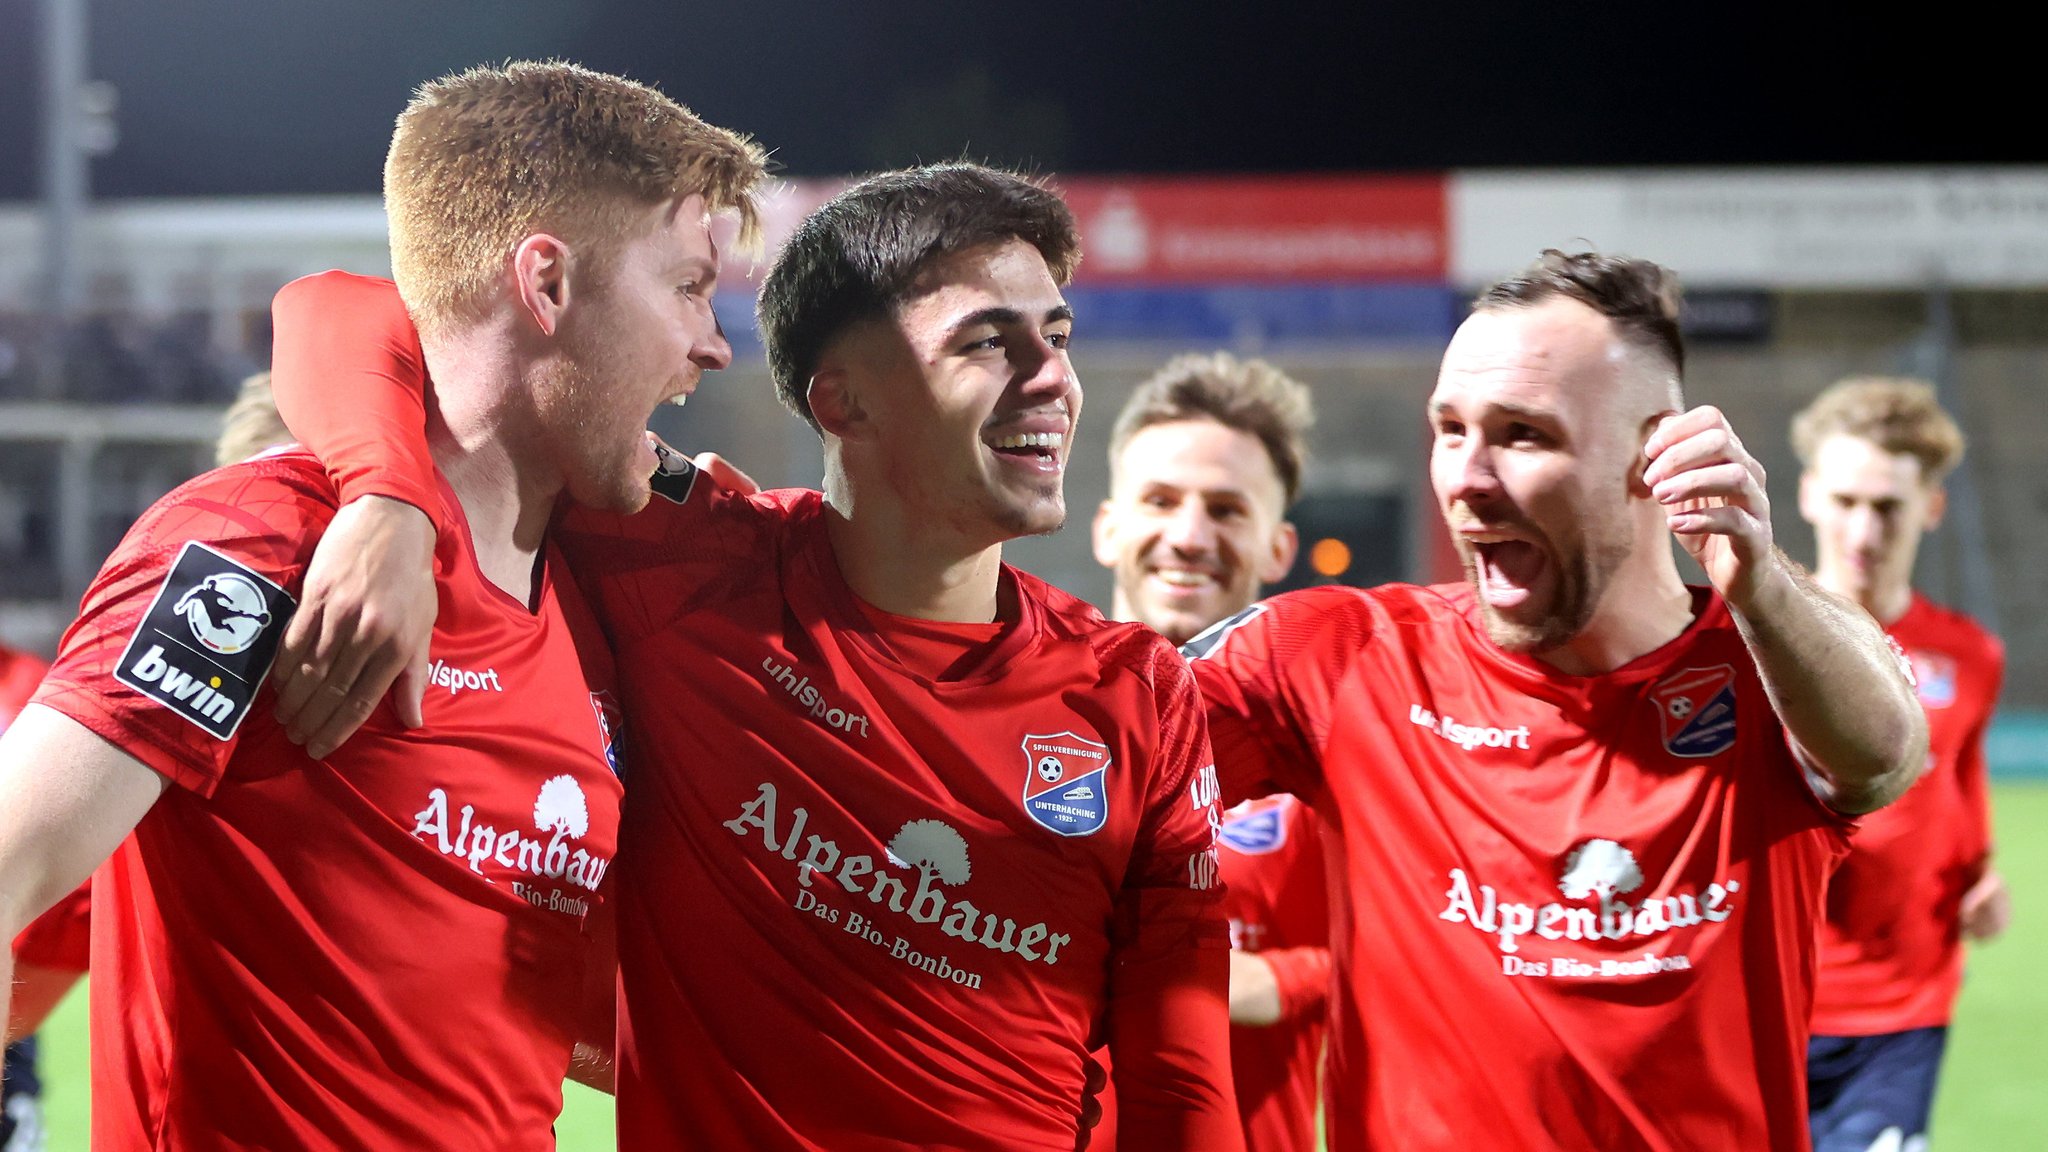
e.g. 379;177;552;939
26;783;2048;1149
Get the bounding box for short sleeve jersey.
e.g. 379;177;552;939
1812;594;2004;1036
1218;793;1329;1152
1187;582;1850;1152
29;453;623;1151
552;471;1230;1152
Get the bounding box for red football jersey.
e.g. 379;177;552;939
552;478;1237;1152
1218;794;1329;1152
1187;582;1851;1152
1811;594;2003;1036
29;454;623;1151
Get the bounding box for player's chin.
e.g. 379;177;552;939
570;464;654;515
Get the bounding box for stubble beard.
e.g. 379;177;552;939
1468;512;1632;655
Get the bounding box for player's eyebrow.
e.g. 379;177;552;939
1431;397;1560;424
948;303;1075;337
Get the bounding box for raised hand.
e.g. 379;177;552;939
1643;405;1777;608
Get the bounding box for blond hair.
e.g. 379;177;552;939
1791;377;1966;483
215;371;293;466
385;60;767;337
1108;352;1315;505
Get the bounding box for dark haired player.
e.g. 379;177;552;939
1186;251;1927;1150
259;164;1239;1150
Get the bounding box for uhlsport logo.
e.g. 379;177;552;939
1438;836;1741;979
174;571;274;654
725;782;1079;991
1651;665;1739;757
413;773;611;918
114;542;293;740
1021;731;1110;837
1218;798;1288;855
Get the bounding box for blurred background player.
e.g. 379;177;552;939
213;370;294;467
1793;378;2010;1152
1186;251;1928;1150
1;366;296;1152
1092;352;1330;1152
0;61;762;1147
262;163;1241;1150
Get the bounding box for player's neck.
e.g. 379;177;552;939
1813;564;1913;626
820;485;1003;624
421;341;559;605
1534;546;1696;676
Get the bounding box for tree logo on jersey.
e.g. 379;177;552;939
1909;651;1957;709
113;542;294;741
534;775;591;839
174;571;273;654
886;819;973;886
1651;664;1738;758
1218;799;1287;855
589;690;625;776
1557;839;1643;900
1021;731;1111;837
649;441;698;506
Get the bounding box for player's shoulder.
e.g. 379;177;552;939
1905;594;2005;665
1182;581;1460;664
123;451;340;559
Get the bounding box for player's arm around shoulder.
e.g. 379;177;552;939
1105;635;1244;1151
1643;407;1926;814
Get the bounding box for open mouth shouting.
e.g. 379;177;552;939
1464;530;1553;613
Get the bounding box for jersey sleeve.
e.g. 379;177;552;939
1182;587;1372;807
28;462;333;797
1104;641;1242;1151
269;270;446;534
10;879;91;972
1261;944;1333;1021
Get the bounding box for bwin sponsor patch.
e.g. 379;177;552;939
649;442;698;506
1021;731;1110;837
1651;664;1738;758
114;542;293;740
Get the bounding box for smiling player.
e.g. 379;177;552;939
259;164;1239;1150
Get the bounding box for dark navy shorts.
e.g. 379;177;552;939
1808;1026;1948;1152
1;1036;45;1152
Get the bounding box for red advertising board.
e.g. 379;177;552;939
1056;174;1447;283
716;173;1448;288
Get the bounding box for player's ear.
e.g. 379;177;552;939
1628;412;1671;499
808;367;867;441
1796;469;1824;527
1259;520;1299;585
1090;499;1120;567
1924;483;1948;530
512;233;571;337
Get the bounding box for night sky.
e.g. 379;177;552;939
0;0;2024;200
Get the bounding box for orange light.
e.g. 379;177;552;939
1310;537;1352;578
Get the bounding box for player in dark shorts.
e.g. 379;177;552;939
1794;378;2009;1152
